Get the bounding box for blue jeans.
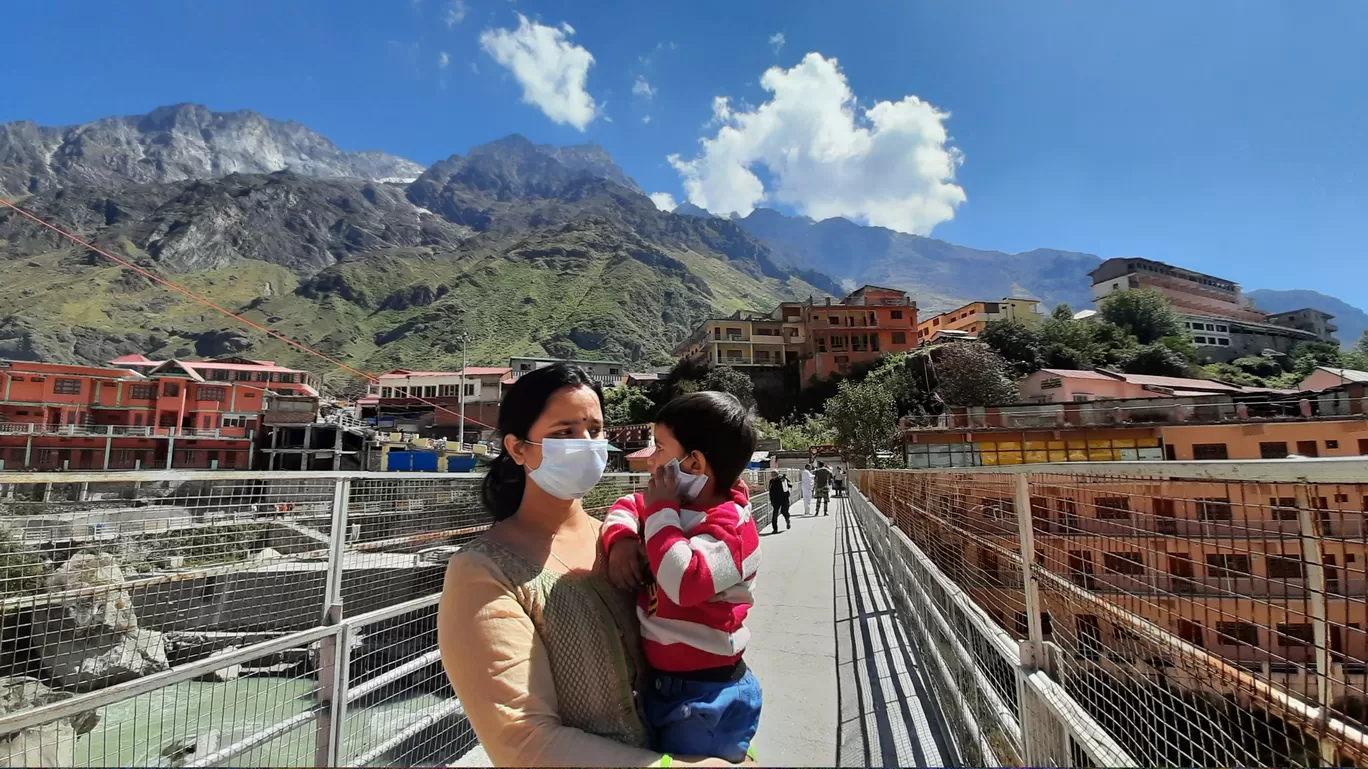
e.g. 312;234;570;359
644;667;762;763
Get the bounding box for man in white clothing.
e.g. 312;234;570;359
800;463;815;516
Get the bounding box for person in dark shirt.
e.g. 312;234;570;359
813;462;832;515
767;471;791;533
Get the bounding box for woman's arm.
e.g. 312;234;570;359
437;552;664;768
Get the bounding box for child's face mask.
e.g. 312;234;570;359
664;457;708;503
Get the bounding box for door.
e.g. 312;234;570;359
1296;440;1320;457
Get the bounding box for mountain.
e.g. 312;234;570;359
0;125;824;371
1246;289;1368;350
672;205;1101;314
535;141;643;193
0;103;424;196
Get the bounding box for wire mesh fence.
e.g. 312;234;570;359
0;469;776;767
854;459;1368;768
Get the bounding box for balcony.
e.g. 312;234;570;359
0;422;245;440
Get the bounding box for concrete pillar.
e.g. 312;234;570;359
24;435;32;468
166;436;175;470
103;437;112;470
42;484;53;502
77;482;89;502
333;426;343;471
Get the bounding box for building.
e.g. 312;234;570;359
1018;368;1282;404
916;298;1044;343
0;357;318;471
1090;258;1266;322
1300;366;1368;392
358;367;511;442
673;309;807;370
1264;308;1339;343
1088;259;1327;362
797;286;918;382
901;383;1368;468
259;395;372;471
509;357;627;388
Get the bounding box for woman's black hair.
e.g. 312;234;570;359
481;363;605;520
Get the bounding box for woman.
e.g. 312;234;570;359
767;471;791;533
437;364;738;767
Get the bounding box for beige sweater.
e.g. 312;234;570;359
437;540;663;767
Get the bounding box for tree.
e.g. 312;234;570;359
824;379;899;467
1051;303;1075;322
1290;340;1343;376
1098;288;1185;345
978;319;1043;377
754;414;835;452
1039;313;1103;369
1120;343;1191;377
933;343;1019;406
602;384;656;425
1357;330;1368;356
700;366;755;409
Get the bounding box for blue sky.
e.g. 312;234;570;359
5;0;1367;307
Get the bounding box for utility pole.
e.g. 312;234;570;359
458;331;469;449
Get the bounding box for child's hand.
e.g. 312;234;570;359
644;464;680;508
607;538;648;591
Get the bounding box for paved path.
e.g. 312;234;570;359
747;494;953;767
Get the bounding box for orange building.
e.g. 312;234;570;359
800;286;918;382
0;356;318;471
916;297;1043;343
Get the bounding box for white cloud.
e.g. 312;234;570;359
632;75;655;100
444;0;468;27
479;14;598;131
650;192;677;211
438;51;450;69
668;53;966;234
768;32;785;53
642;115;652;124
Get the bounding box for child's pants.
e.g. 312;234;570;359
644;663;762;763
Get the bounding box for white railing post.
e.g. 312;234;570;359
1295;483;1337;767
1014;472;1051;767
314;477;352;767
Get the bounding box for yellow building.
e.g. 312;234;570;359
673;308;808;368
916;297;1043;343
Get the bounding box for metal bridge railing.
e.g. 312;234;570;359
0;469;778;767
851;459;1368;768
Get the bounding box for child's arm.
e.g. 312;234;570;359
600;493;643;551
643;486;754;607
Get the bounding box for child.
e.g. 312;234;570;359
600;391;762;763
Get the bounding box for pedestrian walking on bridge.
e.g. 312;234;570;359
800;463;814;516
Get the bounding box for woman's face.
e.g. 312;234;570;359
505;385;605;471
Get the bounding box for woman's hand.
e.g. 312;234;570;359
606;538;648;591
644;464;680;508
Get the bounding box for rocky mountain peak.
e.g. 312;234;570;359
0;104;424;196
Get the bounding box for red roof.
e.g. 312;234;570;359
625;446;657;459
1036;368;1121;382
378;367;511;379
1036;368;1246;393
182;361;304;374
109;354;157;364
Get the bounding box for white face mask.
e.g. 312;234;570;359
527;438;609;500
665;458;708;503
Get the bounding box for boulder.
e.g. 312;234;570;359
160;729;221;768
0;677;99;768
45;552;137;632
195;647;243;682
43;628;170;691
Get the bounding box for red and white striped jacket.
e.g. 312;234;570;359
600;484;761;673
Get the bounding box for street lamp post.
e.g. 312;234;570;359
458;332;469;449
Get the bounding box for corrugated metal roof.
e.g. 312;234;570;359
1317;367;1368;384
1036;369;1120;381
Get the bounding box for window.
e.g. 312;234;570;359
1192;443;1228;460
1197;498;1232;521
202;415;212;429
1268;555;1305;579
520;363;531;371
133;413;144;426
278;374;296;383
1296;440;1319;457
1103;552;1146;575
199;386;226;402
380;387;393;397
423;386;437;398
891;332;906;344
255;371;271;382
1216;622;1260;646
1269;496;1298;520
1095;497;1130;519
221;415;250;429
1072;393;1092;403
129;384;155;400
609;367;621;375
891;310;903;319
163;382;180;397
816;337;827;353
1277;623;1314;647
9;376;22;382
1217;338;1230;346
53;378;82;394
1326;440;1339;449
1260;441;1289;459
828;316;839;325
234;370;252;381
1360;438;1368;455
933;317;940;326
1207;554;1251;579
439;384;457;397
464;384;475;396
1216;325;1228;332
115;450;133;463
1194;336;1208;344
